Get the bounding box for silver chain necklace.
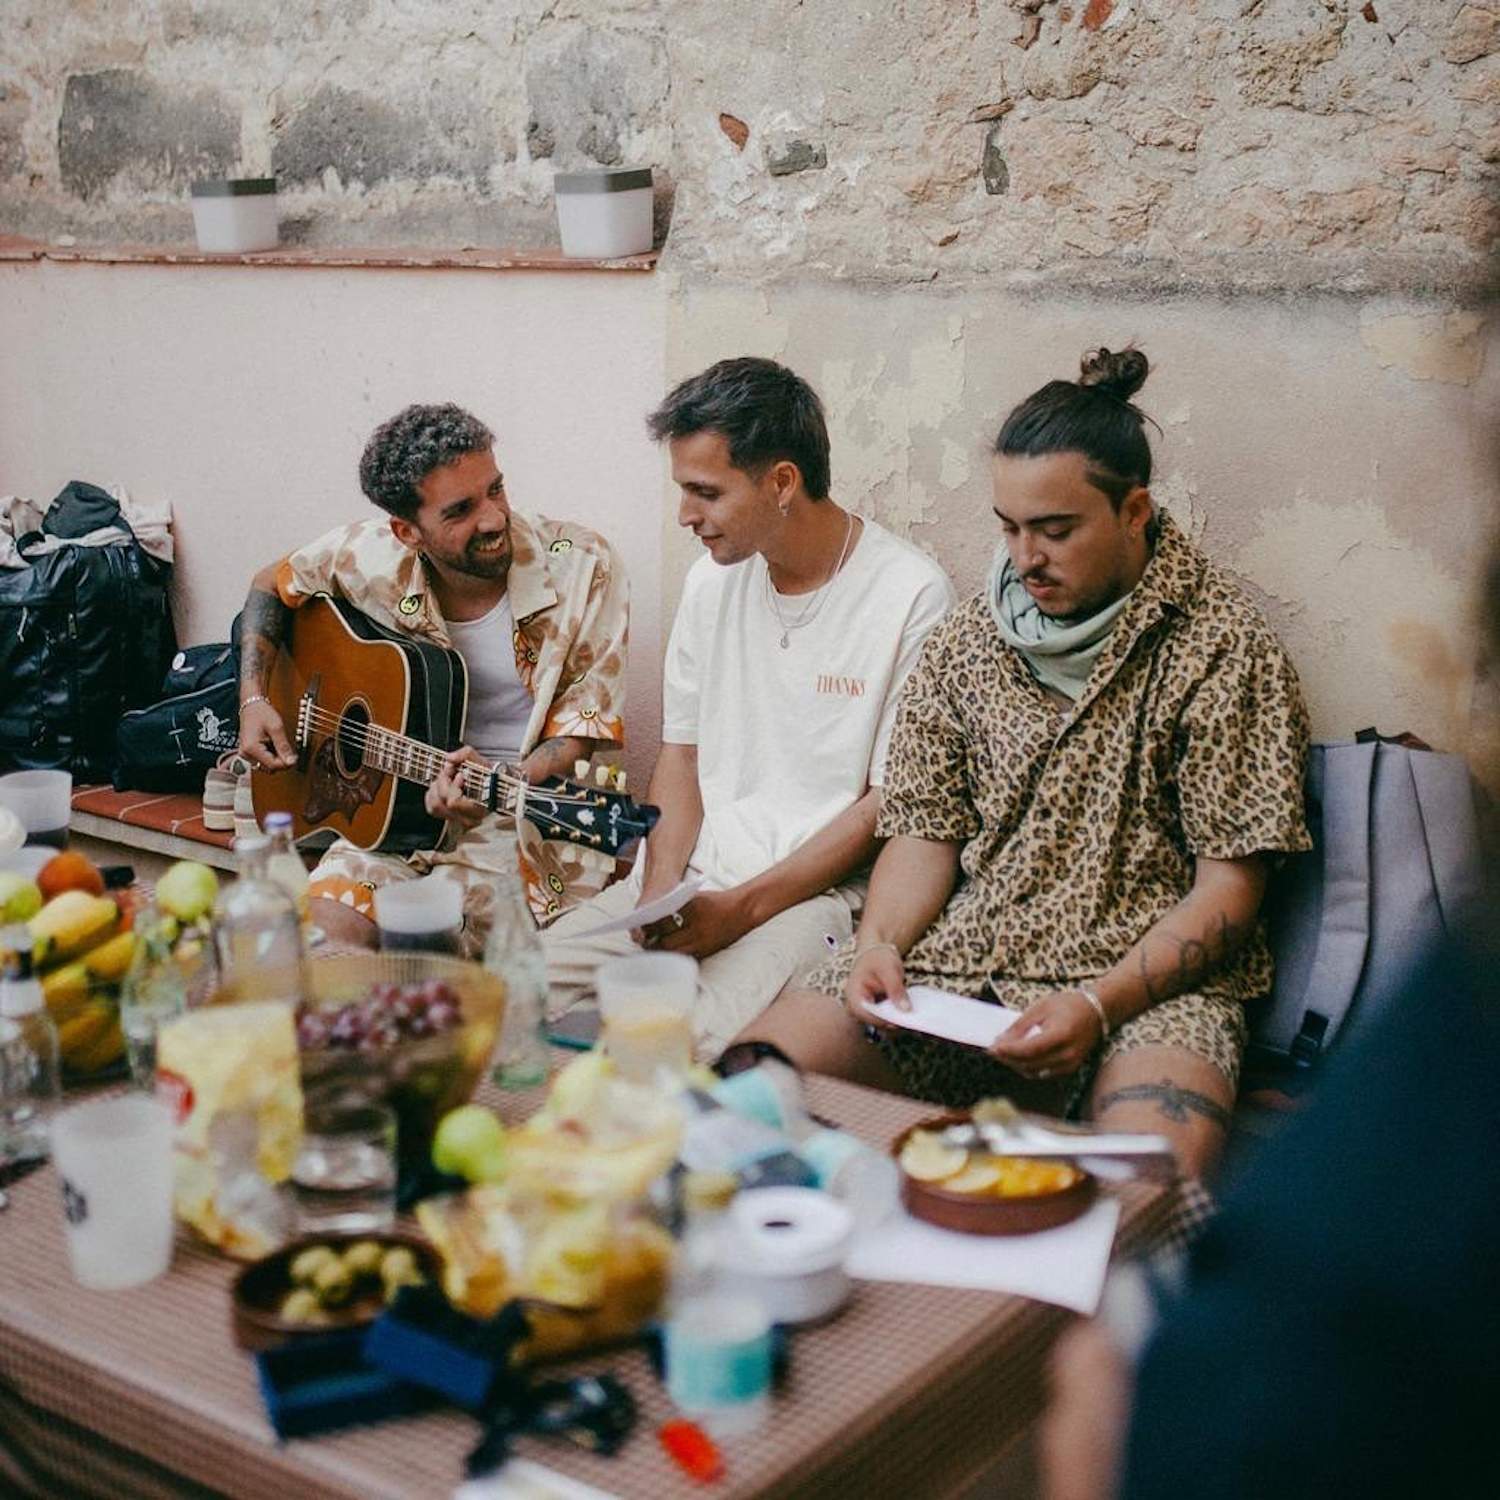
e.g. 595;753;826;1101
763;509;856;649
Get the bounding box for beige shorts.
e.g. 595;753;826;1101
543;864;862;1061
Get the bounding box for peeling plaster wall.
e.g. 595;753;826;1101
3;2;1497;295
664;278;1500;767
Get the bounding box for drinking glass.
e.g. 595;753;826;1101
596;952;697;1084
0;770;72;849
291;1097;397;1234
50;1094;176;1290
374;876;464;956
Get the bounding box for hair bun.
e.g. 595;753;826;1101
1078;346;1149;402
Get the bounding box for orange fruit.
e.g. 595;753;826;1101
37;850;105;901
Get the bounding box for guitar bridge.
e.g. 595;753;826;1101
296;676;320;770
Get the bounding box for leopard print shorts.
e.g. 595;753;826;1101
801;946;1247;1115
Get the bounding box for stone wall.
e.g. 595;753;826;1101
3;2;1496;293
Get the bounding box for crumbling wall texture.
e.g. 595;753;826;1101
2;1;1497;291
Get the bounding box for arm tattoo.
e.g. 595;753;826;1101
240;588;290;692
1095;1079;1231;1133
1139;911;1247;1007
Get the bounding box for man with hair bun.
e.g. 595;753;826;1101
541;356;954;1056
236;401;629;950
738;347;1311;1183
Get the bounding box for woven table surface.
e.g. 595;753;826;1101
0;1072;1172;1500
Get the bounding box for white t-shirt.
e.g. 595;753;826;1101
662;517;954;891
445;595;535;766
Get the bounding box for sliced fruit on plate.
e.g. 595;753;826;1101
898;1130;969;1182
941;1158;1005;1195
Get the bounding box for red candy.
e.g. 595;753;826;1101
659;1420;723;1482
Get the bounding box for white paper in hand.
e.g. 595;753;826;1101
865;984;1028;1049
567;874;705;940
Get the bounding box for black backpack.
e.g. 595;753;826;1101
0;482;177;779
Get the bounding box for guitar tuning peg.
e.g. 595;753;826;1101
613;768;627;792
574;759;591;780
595;764;611;788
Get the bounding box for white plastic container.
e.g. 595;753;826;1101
719;1186;855;1326
554;167;654;257
190;178;279;253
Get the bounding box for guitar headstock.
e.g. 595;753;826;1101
520;777;660;855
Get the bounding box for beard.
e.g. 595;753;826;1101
429;532;512;581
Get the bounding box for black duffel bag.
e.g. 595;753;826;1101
113;623;242;793
0;482;177;779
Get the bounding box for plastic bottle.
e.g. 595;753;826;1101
213;835;304;996
676;1084;819;1194
120;906;189;1088
669;1168;738;1308
484;855;550;1090
710;1061;899;1231
0;929;61;1163
262;812;311;927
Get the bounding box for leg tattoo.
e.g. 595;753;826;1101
1095;1078;1231;1132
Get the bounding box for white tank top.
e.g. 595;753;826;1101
444;595;535;767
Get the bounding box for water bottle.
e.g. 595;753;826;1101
0;930;61;1163
668;1168;739;1309
120;906;188;1088
262;811;311;928
484;856;550;1090
213;835;304;997
711;1061;899;1230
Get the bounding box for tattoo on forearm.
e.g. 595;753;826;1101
1138;911;1247;1007
1095;1079;1231;1132
240;588;290;690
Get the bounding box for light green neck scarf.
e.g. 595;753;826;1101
986;545;1134;702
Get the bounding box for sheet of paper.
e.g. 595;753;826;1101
456;1458;622;1500
865;984;1031;1050
567;874;704;940
848;1194;1122;1315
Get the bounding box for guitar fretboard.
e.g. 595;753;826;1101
359;722;511;810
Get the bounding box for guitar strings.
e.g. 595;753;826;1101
293;704;608;809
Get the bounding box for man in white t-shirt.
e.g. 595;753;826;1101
543;358;953;1056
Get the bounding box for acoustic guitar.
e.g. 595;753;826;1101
250;595;657;856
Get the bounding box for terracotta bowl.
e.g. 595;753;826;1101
231;1229;442;1351
892;1113;1098;1236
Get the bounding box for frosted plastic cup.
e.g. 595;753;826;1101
50;1094;176;1290
373;875;464;956
596;952;697;1083
0;769;72;848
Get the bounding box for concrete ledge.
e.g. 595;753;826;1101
0;235;657;273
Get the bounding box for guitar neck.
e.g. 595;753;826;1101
361;723;512;811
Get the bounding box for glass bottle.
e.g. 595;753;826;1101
262;811;311;928
120;905;189;1089
213;835;304;998
0;930;61;1162
484;855;550;1090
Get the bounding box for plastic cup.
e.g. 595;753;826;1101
50;1094;175;1290
596;952;697;1083
0;770;72;848
665;1293;773;1437
373;875;464;956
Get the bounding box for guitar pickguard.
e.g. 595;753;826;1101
303;736;385;826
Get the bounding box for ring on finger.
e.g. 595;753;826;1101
1036;1067;1052;1080
669;912;686;930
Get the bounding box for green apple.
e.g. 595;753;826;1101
431;1104;507;1183
155;861;220;923
0;873;43;924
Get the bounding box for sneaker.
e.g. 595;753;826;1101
203;752;248;832
233;766;259;841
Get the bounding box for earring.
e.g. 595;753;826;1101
778;503;790;517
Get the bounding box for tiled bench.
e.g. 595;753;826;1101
69;784;238;875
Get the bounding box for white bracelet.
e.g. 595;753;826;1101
240;694;270;711
1076;980;1111;1041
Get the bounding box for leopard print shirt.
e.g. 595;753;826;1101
806;512;1311;1090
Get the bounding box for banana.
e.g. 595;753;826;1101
29;891;119;967
57;1000;114;1063
82;929;140;984
42;960;91;1014
70;1016;126;1073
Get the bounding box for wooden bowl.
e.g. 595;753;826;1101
231;1230;442;1351
892;1113;1098;1236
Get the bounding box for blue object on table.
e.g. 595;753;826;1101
255;1326;436;1440
363;1285;529;1412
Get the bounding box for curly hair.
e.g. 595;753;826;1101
646;357;831;500
358;404;495;520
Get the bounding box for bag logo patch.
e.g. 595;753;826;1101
195;705;237;753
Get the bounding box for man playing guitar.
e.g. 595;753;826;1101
237;402;629;952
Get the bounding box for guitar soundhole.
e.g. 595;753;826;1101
334;699;372;777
